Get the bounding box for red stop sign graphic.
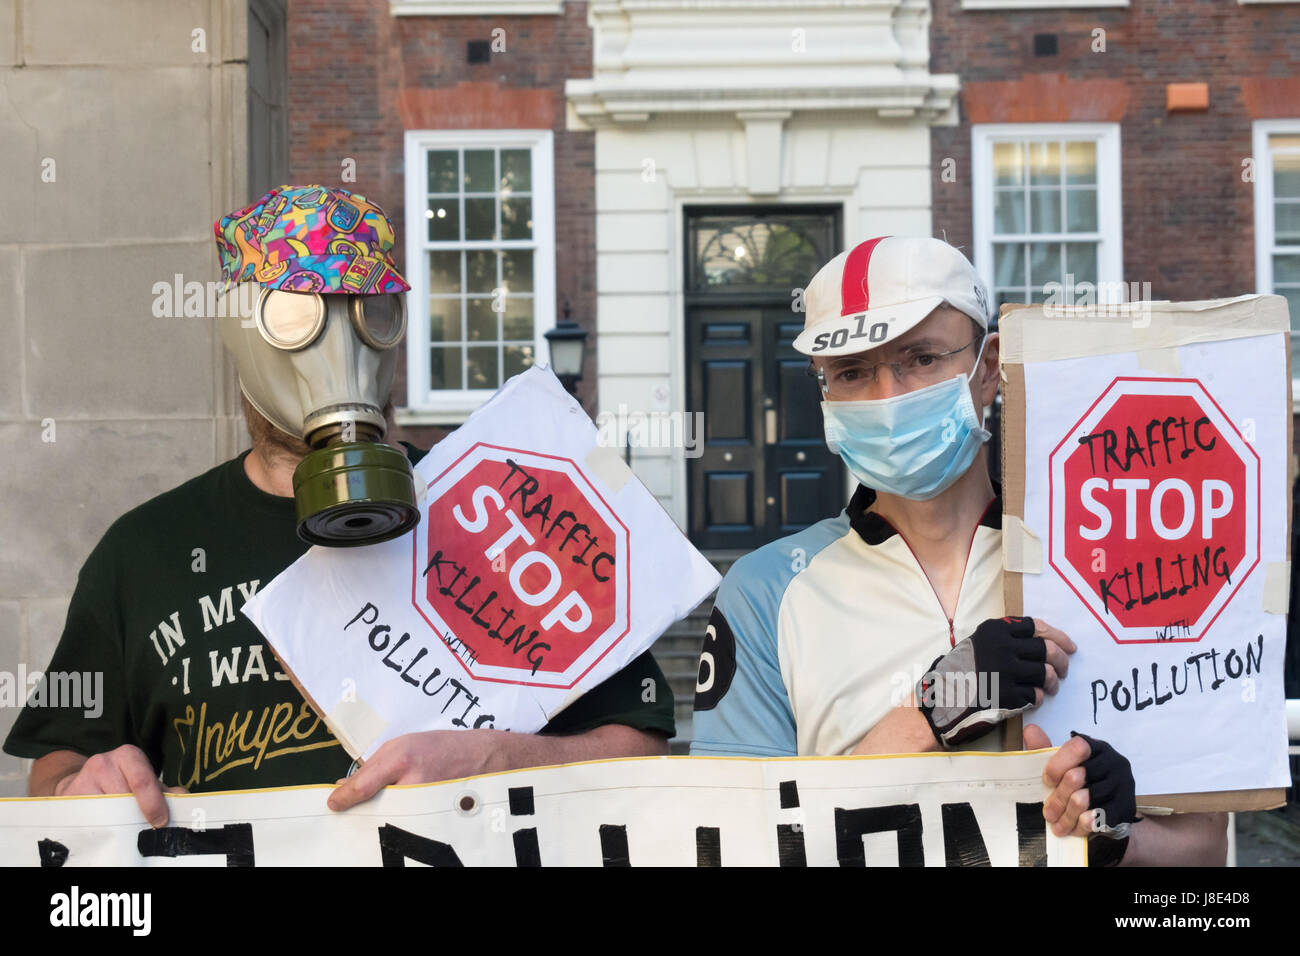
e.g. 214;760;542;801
411;443;630;688
1048;378;1259;644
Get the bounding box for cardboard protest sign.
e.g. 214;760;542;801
999;295;1292;810
0;752;1084;866
241;365;721;759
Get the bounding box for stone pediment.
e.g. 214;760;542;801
566;0;958;127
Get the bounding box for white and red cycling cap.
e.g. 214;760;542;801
792;235;992;357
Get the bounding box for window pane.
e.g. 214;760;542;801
430;346;464;390
1275;253;1300;284
1064;141;1097;185
505;344;534;379
427;151;458;193
995;289;1027;311
428;251;461;296
688;214;835;291
993;190;1026;234
467;298;498;341
501;149;531;193
466;250;496;294
1028;242;1062;289
1030;188;1062;233
1275;202;1300;244
993;243;1025;289
1065;188;1098;233
993;142;1024;186
502;249;534;293
1064;242;1098;286
1028;141;1061;186
428;301;461;343
467;346;500;389
427;200;459;241
464;149;494;193
1273;149;1300;198
501;197;533;240
503;295;534;340
465;197;496;240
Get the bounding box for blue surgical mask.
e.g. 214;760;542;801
820;339;991;501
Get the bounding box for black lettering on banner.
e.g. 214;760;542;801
779;780;799;808
599;824;631;867
777;780;807;867
777;823;807;867
696;827;721;867
377;824;463;867
941;802;991;867
509;786;541;868
693;607;738;711
37;838;69;867
834;804;924;867
137;823;254;867
1016;802;1048;867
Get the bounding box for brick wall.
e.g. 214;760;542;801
930;0;1300;301
286;0;596;450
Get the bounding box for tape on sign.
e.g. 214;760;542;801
1002;515;1043;574
585;444;634;495
1000;294;1289;364
1134;348;1182;375
325;695;388;758
547;685;588;722
1133;323;1183;375
1262;561;1292;615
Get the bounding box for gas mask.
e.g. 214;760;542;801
220;283;419;547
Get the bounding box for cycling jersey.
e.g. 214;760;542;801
690;483;1003;757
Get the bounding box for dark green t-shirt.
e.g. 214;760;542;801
4;446;674;792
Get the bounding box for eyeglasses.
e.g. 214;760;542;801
812;337;982;401
253;287;406;352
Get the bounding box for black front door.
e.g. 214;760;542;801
685;208;844;551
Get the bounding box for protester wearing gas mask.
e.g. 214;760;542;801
689;236;1226;866
5;185;674;825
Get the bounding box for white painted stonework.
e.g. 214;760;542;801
567;1;957;530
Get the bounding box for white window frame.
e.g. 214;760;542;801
1252;118;1300;403
972;122;1124;311
390;1;563;14
401;129;556;425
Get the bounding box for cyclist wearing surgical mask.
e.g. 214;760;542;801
689;236;1228;867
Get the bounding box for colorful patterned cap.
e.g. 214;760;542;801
215;184;410;295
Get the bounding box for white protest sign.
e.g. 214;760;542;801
242;365;720;758
1007;296;1292;798
0;753;1084;866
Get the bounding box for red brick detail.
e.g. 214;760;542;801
1166;82;1209;113
963;74;1130;124
398;83;560;130
1241;77;1300;119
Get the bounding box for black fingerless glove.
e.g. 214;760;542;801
916;616;1045;747
1070;731;1138;867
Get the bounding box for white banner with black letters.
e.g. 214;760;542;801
0;752;1084;866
